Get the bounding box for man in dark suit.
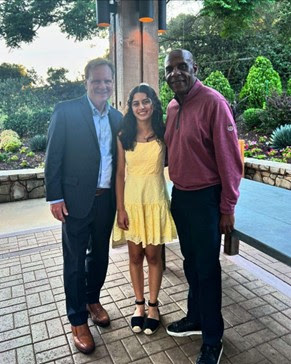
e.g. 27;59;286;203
45;58;122;354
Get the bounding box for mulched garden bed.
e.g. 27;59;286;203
0;138;45;170
0;124;289;171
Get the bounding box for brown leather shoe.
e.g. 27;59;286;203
87;303;110;327
71;323;95;354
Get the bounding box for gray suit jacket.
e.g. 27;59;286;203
45;94;123;219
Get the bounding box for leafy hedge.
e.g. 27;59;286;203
242;108;267;130
203;70;235;103
3;106;52;137
240;56;282;109
263;92;291;131
0;78;85;137
160;81;174;114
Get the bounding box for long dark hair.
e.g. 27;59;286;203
118;84;165;150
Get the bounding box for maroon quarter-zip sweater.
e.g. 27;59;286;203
165;80;242;215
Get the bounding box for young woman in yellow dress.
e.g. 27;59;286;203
113;84;176;335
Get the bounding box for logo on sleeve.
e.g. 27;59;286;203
227;125;234;132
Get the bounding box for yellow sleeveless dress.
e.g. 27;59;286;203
112;140;177;248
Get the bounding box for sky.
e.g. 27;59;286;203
0;1;201;82
0;26;109;82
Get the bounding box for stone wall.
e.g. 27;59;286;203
245;158;291;190
0;160;290;203
0;169;45;203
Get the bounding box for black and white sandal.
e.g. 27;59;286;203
144;300;160;335
131;299;145;333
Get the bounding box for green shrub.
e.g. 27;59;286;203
26;151;35;158
244;150;253;157
27;107;52;136
20;160;29;168
258;136;268;143
262;92;291;132
29;134;47;152
0;129;19;139
3;105;33;136
10;155;19;161
270;158;283;162
0;110;8;129
270;124;291;149
0;129;22;152
256;154;266;160
282;146;291;162
240;56;282;109
287;79;291;96
0;152;8;162
20;146;29;154
242;108;267;130
250;147;263;154
0;136;22;152
203;71;235;103
159;82;174;114
3;106;52;137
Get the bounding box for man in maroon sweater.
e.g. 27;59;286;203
164;49;242;364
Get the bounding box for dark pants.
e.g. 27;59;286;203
171;185;224;346
62;190;114;326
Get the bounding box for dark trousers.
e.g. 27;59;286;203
62;190;114;326
171;185;224;346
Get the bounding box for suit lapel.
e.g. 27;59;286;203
79;95;99;150
108;108;118;157
80;96;119;156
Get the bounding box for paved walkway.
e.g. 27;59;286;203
0;198;59;236
0;200;291;363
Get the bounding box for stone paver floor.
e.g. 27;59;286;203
0;227;291;364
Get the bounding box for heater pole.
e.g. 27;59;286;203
109;0;159;112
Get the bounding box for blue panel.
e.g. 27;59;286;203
166;178;291;265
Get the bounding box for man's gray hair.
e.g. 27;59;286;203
84;58;115;79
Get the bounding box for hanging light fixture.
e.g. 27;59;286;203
96;0;110;27
96;0;117;27
139;0;154;23
96;0;167;30
158;0;167;34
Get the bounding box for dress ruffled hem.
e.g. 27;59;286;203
112;201;177;249
112;233;177;248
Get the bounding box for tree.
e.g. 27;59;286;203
159;13;255;91
0;63;85;136
203;71;234;103
0;62;27;80
46;67;69;87
201;0;275;37
0;0;104;48
159;0;290;90
0;0;285;49
240;56;282;108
